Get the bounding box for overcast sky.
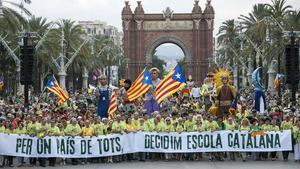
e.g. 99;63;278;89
21;0;300;36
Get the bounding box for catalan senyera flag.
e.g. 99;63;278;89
108;91;117;120
127;67;152;101
46;74;69;105
274;73;283;89
155;64;186;103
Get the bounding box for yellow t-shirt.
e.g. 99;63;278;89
126;124;135;132
0;126;5;133
82;127;94;136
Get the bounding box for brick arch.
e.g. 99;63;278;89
145;35;192;65
122;1;214;82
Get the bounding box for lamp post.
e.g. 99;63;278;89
264;16;300;108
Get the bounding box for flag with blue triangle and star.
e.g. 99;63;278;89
127;67;152;101
155;64;186;103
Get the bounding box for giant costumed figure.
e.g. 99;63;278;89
252;67;266;114
95;75;112;117
213;68;236;118
201;73;215;111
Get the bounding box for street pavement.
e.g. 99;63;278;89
3;160;299;169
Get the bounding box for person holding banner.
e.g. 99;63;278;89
280;115;294;161
95;75;112;118
294;119;300;162
239;118;251;162
145;68;161;116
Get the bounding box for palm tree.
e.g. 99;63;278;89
217;19;240;66
285;10;300;31
0;0;31;33
56;19;85;91
265;0;293;95
266;0;292;20
0;0;31;95
239;3;270;87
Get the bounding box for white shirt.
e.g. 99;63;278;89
191;87;200;98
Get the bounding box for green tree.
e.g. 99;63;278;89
152;51;166;76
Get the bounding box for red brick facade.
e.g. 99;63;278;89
122;1;214;83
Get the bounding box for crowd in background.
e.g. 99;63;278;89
0;82;299;167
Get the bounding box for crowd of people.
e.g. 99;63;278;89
0;70;299;167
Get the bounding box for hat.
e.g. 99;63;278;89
150;67;160;73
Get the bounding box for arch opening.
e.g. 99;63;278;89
153;43;185;72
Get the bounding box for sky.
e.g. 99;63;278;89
21;0;300;36
18;0;299;71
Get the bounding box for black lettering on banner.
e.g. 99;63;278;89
150;135;154;149
259;135;266;148
104;138;109;152
187;135;191;149
210;135;215;148
16;138;22;153
155;135;160;148
69;139;75;154
145;135;149;149
174;136;182;150
228;133;233;147
198;134;203;148
163;136;169;149
204;135;209;148
233;133;239;148
115;137;121;152
246;134;253;148
266;134;273;148
274;134;281;148
254;136;259;148
87;140;92;154
97;139;103;154
192;135;197;149
81;140;87;154
216;134;222;148
109;138;115;153
241;134;246;149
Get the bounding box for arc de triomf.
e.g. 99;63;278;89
122;0;214;82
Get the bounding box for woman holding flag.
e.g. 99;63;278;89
145;68;161;116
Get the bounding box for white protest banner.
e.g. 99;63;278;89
0;130;292;158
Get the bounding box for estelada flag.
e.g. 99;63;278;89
127;67;152;101
155;64;186;103
46;74;69;105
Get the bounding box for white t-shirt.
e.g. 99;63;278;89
191;87;200;98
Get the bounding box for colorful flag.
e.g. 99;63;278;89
46;74;69;105
108;91;117;120
274;73;283;89
127;68;152;101
155;64;186;103
0;75;4;91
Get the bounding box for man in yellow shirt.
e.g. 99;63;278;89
14;123;27;135
48;120;60;136
281;115;294;161
163;117;175;132
132;112;140;129
184;114;195;132
112;115;126;133
93;118;104;136
64;118;82;136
